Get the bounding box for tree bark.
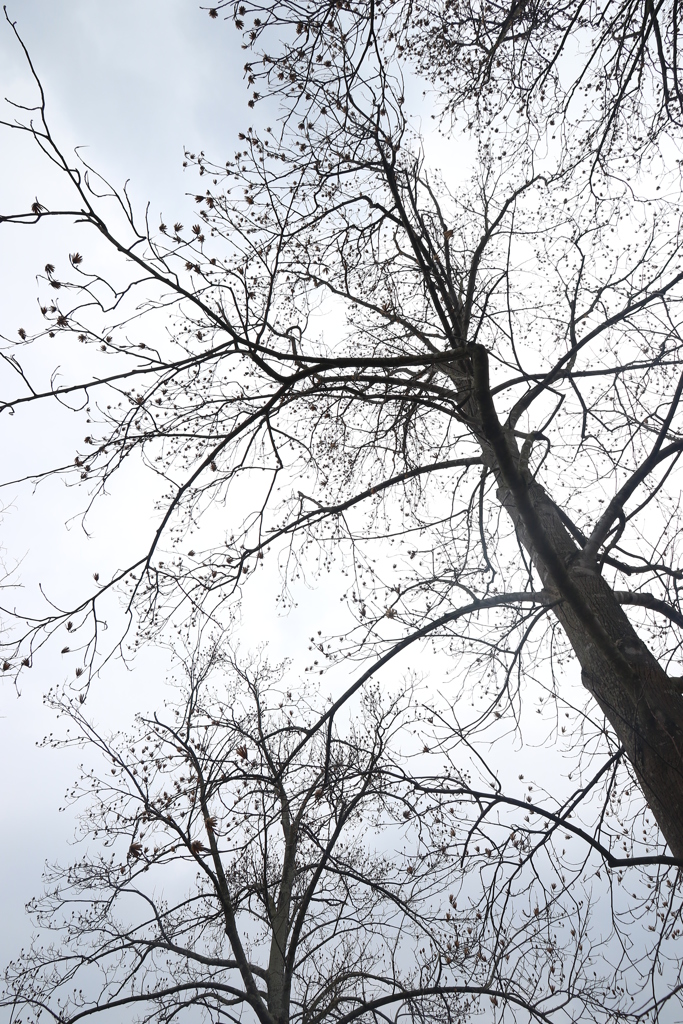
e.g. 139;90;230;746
451;344;683;858
498;477;683;859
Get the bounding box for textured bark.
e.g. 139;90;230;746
498;478;683;859
449;345;683;858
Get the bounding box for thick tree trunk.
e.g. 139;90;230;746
497;478;683;859
453;344;683;857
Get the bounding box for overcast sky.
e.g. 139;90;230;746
0;0;565;993
0;2;405;974
0;0;251;976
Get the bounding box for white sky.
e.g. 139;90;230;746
0;3;426;972
0;0;250;975
0;2;636;1008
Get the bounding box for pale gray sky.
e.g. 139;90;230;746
0;4;379;977
0;3;608;1006
0;0;248;974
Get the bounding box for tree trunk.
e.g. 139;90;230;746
456;344;683;857
497;477;683;859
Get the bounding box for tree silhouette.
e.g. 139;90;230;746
3;3;683;1019
4;639;682;1024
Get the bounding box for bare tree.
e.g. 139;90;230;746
4;640;682;1024
394;0;683;161
3;2;683;1017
